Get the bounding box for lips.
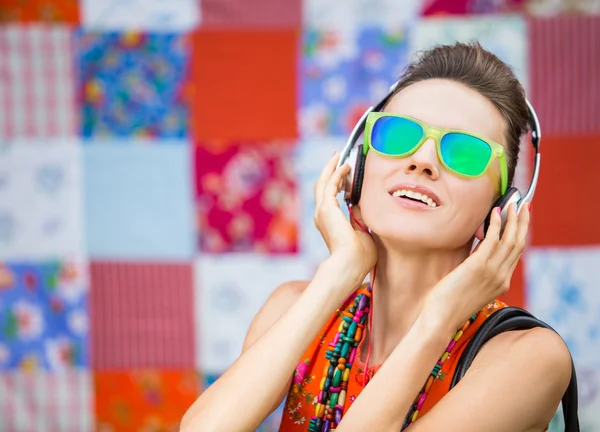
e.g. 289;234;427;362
388;183;442;208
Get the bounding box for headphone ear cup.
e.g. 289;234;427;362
483;187;520;236
350;145;367;206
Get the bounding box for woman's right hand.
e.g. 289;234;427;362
313;152;377;285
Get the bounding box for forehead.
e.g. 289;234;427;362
384;79;506;145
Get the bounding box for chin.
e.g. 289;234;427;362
369;214;475;251
380;230;439;248
369;215;435;245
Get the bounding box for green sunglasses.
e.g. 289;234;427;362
364;112;508;195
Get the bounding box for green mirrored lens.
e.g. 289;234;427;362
440;133;492;176
371;116;424;156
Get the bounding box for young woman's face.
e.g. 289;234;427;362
359;79;508;250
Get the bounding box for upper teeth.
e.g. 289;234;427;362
391;189;437;207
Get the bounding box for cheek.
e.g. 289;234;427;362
361;153;395;187
357;170;380;213
356;158;388;222
450;178;496;226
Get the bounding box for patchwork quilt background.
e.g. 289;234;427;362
1;1;599;430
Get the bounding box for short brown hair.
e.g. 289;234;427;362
391;41;529;187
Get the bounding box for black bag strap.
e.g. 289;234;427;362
450;306;580;432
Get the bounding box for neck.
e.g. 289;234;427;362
363;238;471;366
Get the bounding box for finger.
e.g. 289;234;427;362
322;162;350;204
474;206;502;259
493;202;519;264
314;152;341;207
506;250;523;281
314;162;349;234
506;202;531;268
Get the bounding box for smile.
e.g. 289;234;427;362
388;184;441;209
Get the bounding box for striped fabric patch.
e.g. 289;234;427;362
201;0;301;27
0;370;92;431
0;25;77;139
91;261;195;369
529;16;600;136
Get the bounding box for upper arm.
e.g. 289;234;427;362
240;280;309;409
410;327;573;432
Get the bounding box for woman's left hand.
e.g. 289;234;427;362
423;202;531;333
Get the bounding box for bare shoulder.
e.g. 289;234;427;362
412;325;573;431
473;326;572;400
476;327;571;370
242;280;311;352
519;327;573;385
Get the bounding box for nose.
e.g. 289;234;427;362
404;137;440;180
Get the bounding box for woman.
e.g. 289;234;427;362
181;42;572;431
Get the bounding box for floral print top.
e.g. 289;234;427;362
279;287;507;429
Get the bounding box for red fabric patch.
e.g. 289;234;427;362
500;259;525;308
190;30;298;141
95;370;200;431
0;0;79;22
529;135;600;246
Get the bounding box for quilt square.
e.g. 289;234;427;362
81;0;200;31
195;141;298;253
83;143;195;260
91;261;195;369
304;0;419;27
95;370;199;431
529;16;600;135
191;30;297;141
0;0;79;23
529;136;600;246
0;26;77;139
421;0;525;15
77;32;191;138
201;0;301;27
0;260;89;371
0;140;84;260
525;247;600;366
194;254;311;373
0;370;92;431
301;25;410;137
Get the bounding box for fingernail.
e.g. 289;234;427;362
496;207;502;215
527;202;531;211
